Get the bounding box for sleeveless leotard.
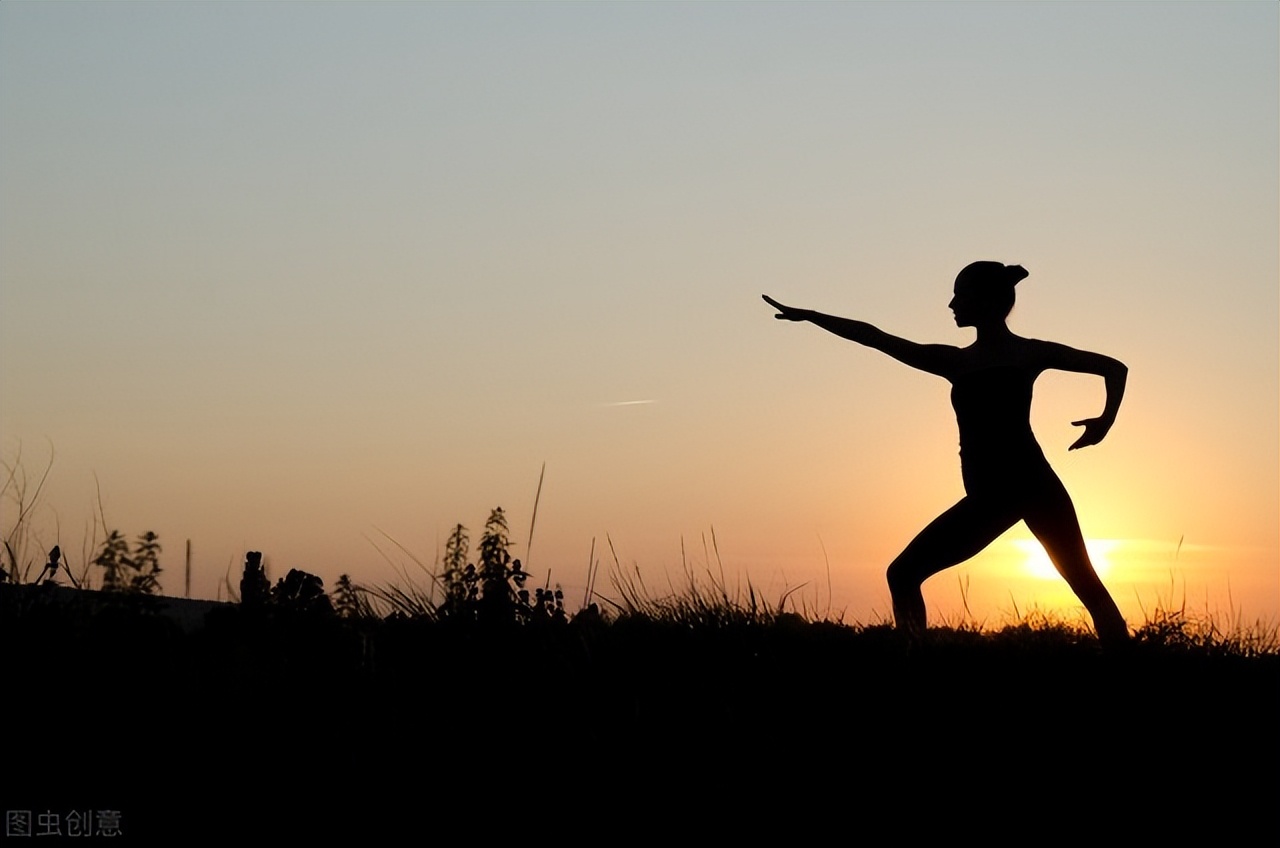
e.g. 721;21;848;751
949;365;1057;497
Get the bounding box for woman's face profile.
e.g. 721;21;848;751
949;275;1012;327
949;281;980;327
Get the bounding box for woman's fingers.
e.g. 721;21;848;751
762;294;802;320
1068;418;1108;450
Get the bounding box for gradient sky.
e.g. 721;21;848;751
3;2;1276;627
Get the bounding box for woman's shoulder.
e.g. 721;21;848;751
1019;337;1126;377
1014;335;1058;364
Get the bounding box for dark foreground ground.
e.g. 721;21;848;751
5;583;1277;842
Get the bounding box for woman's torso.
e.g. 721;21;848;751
948;360;1056;496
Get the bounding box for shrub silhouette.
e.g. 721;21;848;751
94;530;163;594
271;568;334;617
437;507;532;624
411;506;573;627
331;574;373;620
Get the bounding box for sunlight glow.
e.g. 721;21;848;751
1014;538;1119;580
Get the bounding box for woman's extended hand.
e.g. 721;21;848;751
762;294;810;322
1069;417;1113;450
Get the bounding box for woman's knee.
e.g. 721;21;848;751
886;556;924;595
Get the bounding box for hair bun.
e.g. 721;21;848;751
1005;264;1029;285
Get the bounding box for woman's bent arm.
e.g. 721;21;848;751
1038;341;1128;450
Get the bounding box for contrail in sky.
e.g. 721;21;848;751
601;399;656;407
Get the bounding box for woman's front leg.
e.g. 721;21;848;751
886;496;1018;636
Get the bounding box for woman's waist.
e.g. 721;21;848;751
958;441;1050;471
957;431;1043;456
960;452;1063;498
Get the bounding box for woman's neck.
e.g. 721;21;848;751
973;320;1015;345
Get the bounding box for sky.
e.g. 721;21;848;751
2;2;1276;628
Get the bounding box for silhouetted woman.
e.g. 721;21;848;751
763;262;1129;646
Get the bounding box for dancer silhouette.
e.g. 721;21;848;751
764;261;1129;646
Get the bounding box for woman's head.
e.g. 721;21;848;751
950;261;1028;326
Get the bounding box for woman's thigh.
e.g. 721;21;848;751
889;495;1021;585
1021;480;1101;586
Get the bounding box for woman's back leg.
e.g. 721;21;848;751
1023;486;1129;647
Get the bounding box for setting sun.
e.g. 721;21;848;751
1014;538;1119;581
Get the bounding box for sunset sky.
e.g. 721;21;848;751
2;2;1275;627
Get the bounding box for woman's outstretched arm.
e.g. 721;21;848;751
763;294;957;377
1036;340;1128;450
